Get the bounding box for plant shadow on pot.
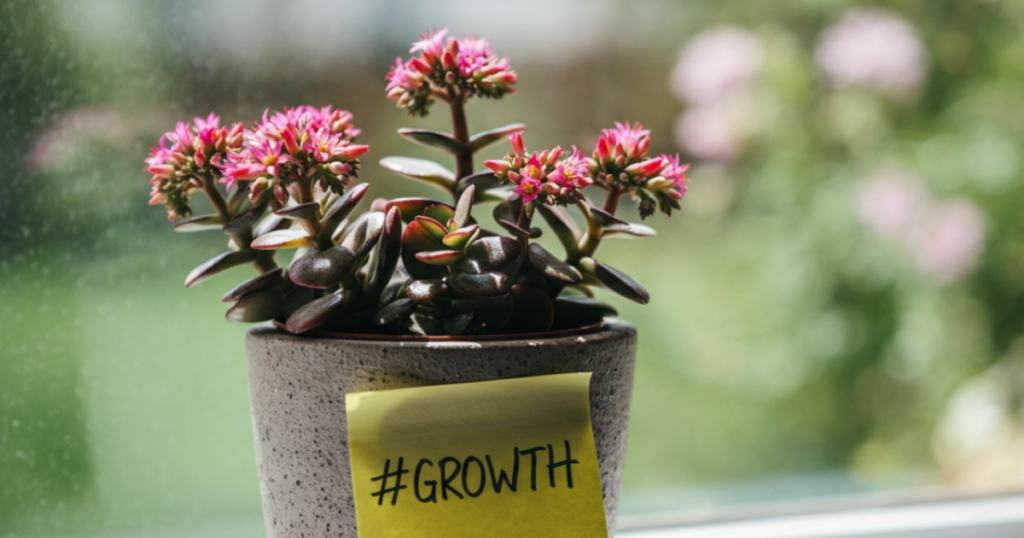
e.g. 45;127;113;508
245;320;636;538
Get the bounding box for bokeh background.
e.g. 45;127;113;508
3;0;1024;535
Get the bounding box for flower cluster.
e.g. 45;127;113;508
386;28;517;116
221;106;368;206
145;113;244;221
485;134;593;206
592;122;690;218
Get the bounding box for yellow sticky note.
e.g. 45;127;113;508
345;372;608;538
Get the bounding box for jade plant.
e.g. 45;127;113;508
143;29;691;336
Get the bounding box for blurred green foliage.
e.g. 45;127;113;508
3;0;1024;534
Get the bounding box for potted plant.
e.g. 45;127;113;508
144;29;691;537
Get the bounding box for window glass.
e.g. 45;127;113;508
3;1;1024;535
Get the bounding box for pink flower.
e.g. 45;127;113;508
670;27;764;105
411;28;447;63
514;177;542;205
660;154;690;187
548;147;593;189
510;133;526;156
815;8;927;98
856;170;929;239
386;58;424;97
596;122;650;162
909;199;985;284
456;36;494;77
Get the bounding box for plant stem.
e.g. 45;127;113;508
201;172;231;221
575;188;623;260
516;203;532;247
448;93;474;194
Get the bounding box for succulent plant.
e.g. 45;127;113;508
144;29;692;336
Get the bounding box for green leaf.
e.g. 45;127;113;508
453;185;475;228
536;205;581;258
455;171;502;202
222;267;283;303
373;298;419;326
401;219;449;280
385;198;453;223
553;295;617;320
579;257;649;304
457;236;522;274
224;204;267;234
225;287;286;322
415;249;464;266
284;291;348;334
414;215;449;239
289;246;356;290
365;207;402;297
173;213;223;232
407;279;448;302
602;222;657;238
468;123;527;153
442;224;480;249
449;271;510;297
250;229;316;250
588;206;631;232
397;128;465;155
340;212;385;258
321;182;369;233
379;156;455;192
424;203;456;225
274;201;320;221
185;250;257;288
527;243;583;284
253;212;284;237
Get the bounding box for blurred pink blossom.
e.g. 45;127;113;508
909;199;986;284
670;27;764;105
856;170;929;239
815;9;927;98
856;170;986;284
29;108;132;172
673;97;756;162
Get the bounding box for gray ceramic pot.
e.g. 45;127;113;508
244;320;637;537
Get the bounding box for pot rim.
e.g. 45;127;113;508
269;319;608;342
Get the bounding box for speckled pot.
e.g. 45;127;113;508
244;320;637;538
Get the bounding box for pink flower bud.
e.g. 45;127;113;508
511;133;526;156
485;159;511;173
281;127;301;155
336;144;369;160
442;50;456;71
194;150;206;168
596;137;610;160
274;183;288;205
507;171;521;183
547;147;563;164
328;162;353;175
147;164;175;178
626;157;667;176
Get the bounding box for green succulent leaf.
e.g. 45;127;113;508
341;212;386;258
365;207;403;297
321;182;369;233
455;171;503;202
284;291;348;334
385;198;454;223
414;215;449;239
527;243;583;284
289;246;356;290
225;287;286;322
415;249;464;266
401;220;449;280
449;271;510;297
553;295;617;320
442;224;480;249
250;229;317;250
453;185;475;228
443;312;474;335
373;297;419;326
423;203;456;224
587;206;630;231
274;201;320;221
407;279;449;302
173;213;224;232
602;222;657;238
457;236;522;274
253;212;285;238
536;205;581;258
185;250;257;288
379;156;455;192
223;204;267;234
579;257;650;304
222;267;283;303
468;123;527;153
397;128;465;155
